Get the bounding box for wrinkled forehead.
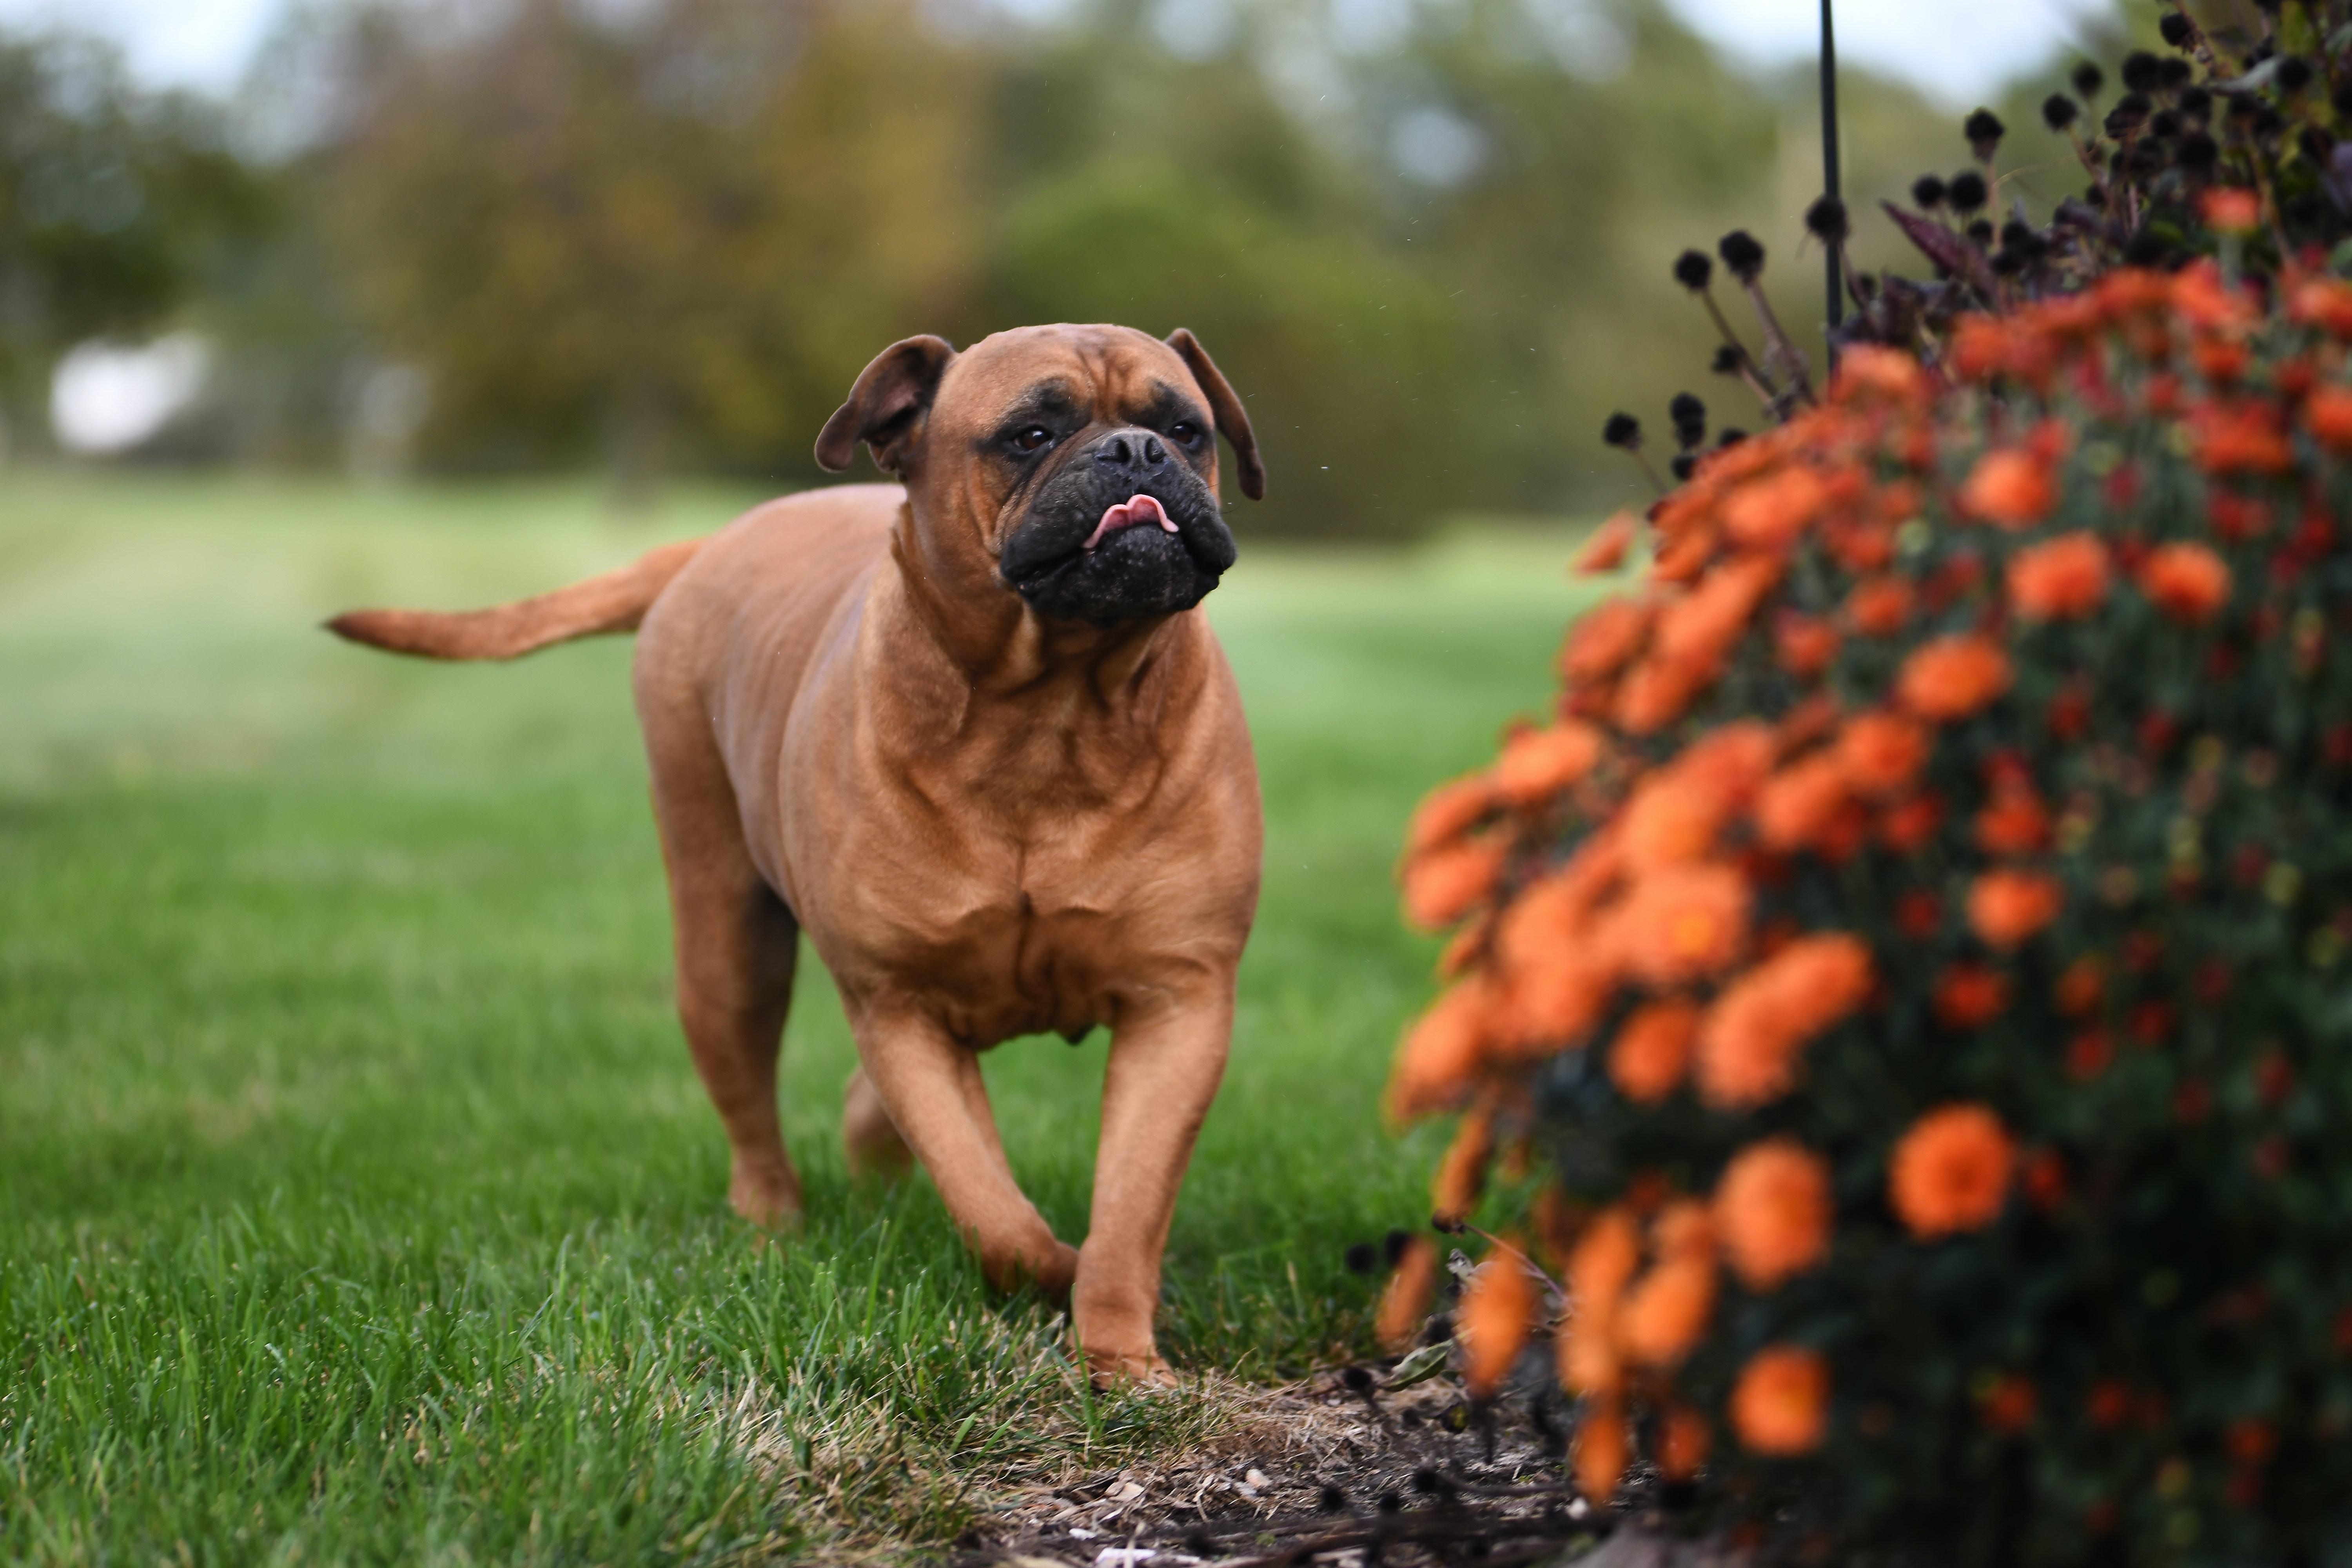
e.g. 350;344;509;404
932;325;1205;434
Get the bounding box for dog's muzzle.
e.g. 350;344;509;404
998;429;1238;626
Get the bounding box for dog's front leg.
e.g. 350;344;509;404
852;1004;1079;1300
1076;987;1233;1385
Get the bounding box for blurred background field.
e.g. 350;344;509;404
0;0;2138;535
0;470;1603;1557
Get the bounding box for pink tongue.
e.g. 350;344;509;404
1082;493;1179;551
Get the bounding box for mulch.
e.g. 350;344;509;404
959;1364;1702;1568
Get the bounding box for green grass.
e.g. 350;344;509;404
0;469;1604;1564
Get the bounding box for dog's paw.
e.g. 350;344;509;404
728;1163;805;1232
1083;1346;1181;1392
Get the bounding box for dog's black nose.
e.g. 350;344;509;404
1093;429;1169;474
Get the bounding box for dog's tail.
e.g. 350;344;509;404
325;537;706;661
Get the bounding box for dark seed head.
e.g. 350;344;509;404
2253;105;2285;139
1710;344;1742;376
1964;107;2005;159
2178;85;2210;121
2157;56;2190;88
1342;1365;1374;1392
2000;218;2035;250
2148;110;2180;140
2124;230;2172;266
1668;392;1706;447
1383;1228;1412;1264
1947;169;1989;212
2160;11;2192;47
1602;413;1641;450
1912;173;1948;209
2105;92;2151;137
2122;51;2163;93
1990;249;2024;276
1804;193;1849;243
1717;427;1747;448
2071;61;2105;100
1966;218;1996;245
1377;1490;1405;1514
1672;248;1713;290
1319;1484;1347;1512
2042;94;2078;132
1718;229;1766;282
1411;1467;1444;1493
1670;454;1697;483
1345;1242;1378;1274
2175;131;2219;172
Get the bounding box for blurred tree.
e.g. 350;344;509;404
0;32;267;454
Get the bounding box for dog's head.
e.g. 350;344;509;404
816;325;1263;627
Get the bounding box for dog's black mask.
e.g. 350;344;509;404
997;426;1239;626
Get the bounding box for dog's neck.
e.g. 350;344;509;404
871;501;1203;804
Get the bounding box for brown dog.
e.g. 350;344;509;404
329;325;1266;1381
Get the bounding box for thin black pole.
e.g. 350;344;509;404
1820;0;1842;350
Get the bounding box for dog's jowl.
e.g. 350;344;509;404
329;325;1267;1383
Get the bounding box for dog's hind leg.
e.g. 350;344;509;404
840;1065;912;1179
644;721;805;1229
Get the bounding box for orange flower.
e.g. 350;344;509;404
1695;934;1874;1108
1721;466;1831;549
1619;1254;1716;1369
1655;554;1784;672
1754;753;1851;851
2291;275;2352;338
1559;1207;1640;1397
2201;187;2261;232
1561;598;1652;683
2304;385;2352;452
1979;1374;2038;1434
1844;575;1914;637
1406;773;1493;854
1832;343;1927;403
1620;772;1729;871
1960;448;2057;529
1975;782;2050;855
2192;402;2294;475
1715;1137;1831;1290
1835;711;1930;798
2138;541;2233;623
1375;1235;1438;1350
1495;835;1621;971
1574;1399;1629;1502
1775;612;1840;677
1497;950;1615;1055
1933;962;2011;1029
1575;512;1639;573
2006;532;2111;621
1673;721;1777;802
1877;793;1945;854
1608;1000;1700;1104
1731;1345;1829;1455
1493;722;1604;806
1614;655;1711;734
1402;836;1506;930
1657;1404;1713;1481
1387;981;1491;1120
2054;955;2106;1016
1889;1102;2016;1238
1897;635;2013;722
1967;868;2063;949
1430;1103;1494;1225
1614;864;1752;985
1458;1245;1537;1398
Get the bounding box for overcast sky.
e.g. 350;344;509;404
0;0;2107;106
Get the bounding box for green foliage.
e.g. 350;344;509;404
0;34;265;442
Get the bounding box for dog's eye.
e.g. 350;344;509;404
1009;426;1054;453
1169;421;1203;446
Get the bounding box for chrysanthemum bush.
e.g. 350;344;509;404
1385;265;2352;1564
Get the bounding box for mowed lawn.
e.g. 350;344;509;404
0;470;1601;1564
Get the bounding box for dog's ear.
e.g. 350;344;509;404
1164;328;1265;501
816;335;957;476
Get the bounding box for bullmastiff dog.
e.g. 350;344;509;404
329;325;1266;1382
